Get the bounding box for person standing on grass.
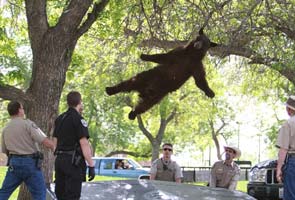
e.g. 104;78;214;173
276;95;295;200
150;143;183;183
53;91;95;200
210;146;241;190
0;101;55;200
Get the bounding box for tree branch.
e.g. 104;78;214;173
56;0;92;34
138;36;295;83
105;150;151;158
166;108;176;124
275;26;295;40
139;0;155;38
155;119;166;142
77;0;109;37
0;84;30;103
24;0;48;52
137;115;154;143
215;119;227;135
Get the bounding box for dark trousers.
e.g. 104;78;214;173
54;155;84;200
283;157;295;200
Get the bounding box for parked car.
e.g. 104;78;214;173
90;157;149;178
47;179;256;200
247;159;283;200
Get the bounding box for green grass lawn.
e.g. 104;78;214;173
0;166;131;199
0;166;248;199
0;167;19;200
236;181;248;193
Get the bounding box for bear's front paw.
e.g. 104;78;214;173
140;54;149;61
106;87;117;95
128;111;137;120
206;90;215;98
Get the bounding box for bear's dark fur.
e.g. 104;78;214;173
106;28;218;120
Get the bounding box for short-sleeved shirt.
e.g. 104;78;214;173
150;158;183;182
53;107;89;151
210;160;240;190
276;116;295;153
1;117;47;155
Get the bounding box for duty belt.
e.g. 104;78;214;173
55;150;75;156
9;154;35;158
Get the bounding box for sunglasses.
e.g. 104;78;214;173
225;149;235;154
163;148;172;152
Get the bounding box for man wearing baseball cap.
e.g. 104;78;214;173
209;145;241;190
276;95;295;200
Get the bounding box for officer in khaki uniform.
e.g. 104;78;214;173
276;95;295;200
150;143;183;183
210;146;241;190
0;101;55;200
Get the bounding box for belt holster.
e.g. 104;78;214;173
71;144;83;167
33;151;44;169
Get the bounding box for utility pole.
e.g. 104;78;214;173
209;146;211;166
258;134;261;162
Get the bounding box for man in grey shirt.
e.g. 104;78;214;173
0;101;55;200
276;95;295;200
150;143;183;183
210;146;241;190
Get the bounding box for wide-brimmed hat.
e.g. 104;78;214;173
224;146;241;159
286;95;295;111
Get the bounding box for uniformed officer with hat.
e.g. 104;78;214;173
276;95;295;200
0;101;55;200
53;91;95;200
210;145;241;190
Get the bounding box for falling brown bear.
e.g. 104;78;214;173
106;28;218;120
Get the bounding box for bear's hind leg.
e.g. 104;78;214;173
106;77;141;96
128;94;164;120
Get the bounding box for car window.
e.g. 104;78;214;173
94;159;100;168
102;160;113;170
121;159;132;169
128;159;142;169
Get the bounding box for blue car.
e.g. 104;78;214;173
90;157;150;178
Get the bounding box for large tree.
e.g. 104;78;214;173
0;1;109;199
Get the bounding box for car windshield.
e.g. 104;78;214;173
128;159;142;169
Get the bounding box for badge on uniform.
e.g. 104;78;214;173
32;122;39;129
81;119;88;127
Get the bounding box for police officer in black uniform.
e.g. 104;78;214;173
53;91;95;200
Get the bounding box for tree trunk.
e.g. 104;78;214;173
151;141;161;162
136;109;176;162
0;1;109;199
17;33;75;200
212;132;222;161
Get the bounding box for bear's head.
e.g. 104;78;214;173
193;28;218;52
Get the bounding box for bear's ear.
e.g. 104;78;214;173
194;41;203;49
210;42;218;47
199;28;204;35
